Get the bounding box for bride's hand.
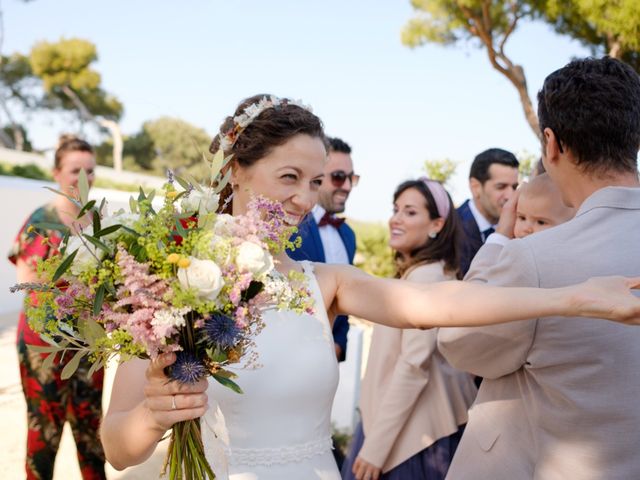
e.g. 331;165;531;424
569;276;640;324
143;353;209;432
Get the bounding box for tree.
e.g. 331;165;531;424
29;38;124;170
97;117;211;177
402;1;640;141
423;158;458;184
402;1;542;139
0;53;38;150
537;1;640;68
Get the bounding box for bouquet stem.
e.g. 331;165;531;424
163;418;216;479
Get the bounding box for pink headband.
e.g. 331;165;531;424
419;177;451;219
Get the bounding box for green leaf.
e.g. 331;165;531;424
99;197;107;215
27;344;62;353
41;352;57;371
174;175;190;190
44;187;81;208
52;249;78;281
78;169;90;205
212;373;243;394
94;224;121;238
76;199;96;219
120;225;140;237
92;210;101;234
147;189;156;203
181;172;203;193
31;221;70;234
129;196;138;213
93;284;106;316
137;187;147;202
61;350;85;380
87;358;104;378
210;148;225;177
59;229;71;255
214;168;232;194
82;234;111;255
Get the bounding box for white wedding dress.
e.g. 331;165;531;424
202;261;341;479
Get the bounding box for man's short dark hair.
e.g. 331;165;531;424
537;56;640;174
469;148;519;183
328;137;351;154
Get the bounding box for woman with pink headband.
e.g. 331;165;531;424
343;178;477;480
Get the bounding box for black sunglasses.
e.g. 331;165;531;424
330;170;360;188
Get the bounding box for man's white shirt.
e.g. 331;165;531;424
312;205;349;264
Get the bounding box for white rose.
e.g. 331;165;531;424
181;188;220;215
66;232;103;276
213;214;235;235
236;241;274;276
177;257;224;300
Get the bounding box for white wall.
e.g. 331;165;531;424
0;176;135;314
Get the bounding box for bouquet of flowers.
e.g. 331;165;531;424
12;150;314;479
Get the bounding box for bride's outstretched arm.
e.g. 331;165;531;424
101;354;208;470
322;264;640;328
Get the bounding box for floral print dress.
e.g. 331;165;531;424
9;205;106;480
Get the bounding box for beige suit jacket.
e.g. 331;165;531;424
359;262;477;472
438;187;640;480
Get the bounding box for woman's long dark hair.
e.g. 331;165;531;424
393;180;462;279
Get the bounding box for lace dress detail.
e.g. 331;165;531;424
203;261;340;479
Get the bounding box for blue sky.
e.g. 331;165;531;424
5;0;592;221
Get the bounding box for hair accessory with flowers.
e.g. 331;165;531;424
219;95;313;152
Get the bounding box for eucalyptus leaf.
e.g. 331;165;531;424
99;197;107;215
87;358;104;378
129;196;138;213
210;148;225;176
93;284;106;316
27;344;62;353
214;168;232;194
76;200;96;219
174;175;190;191
78;169;90;205
138;187;147;202
182;172;203;193
82;234;111;255
212;373;243;394
43;187;82;208
52;249;78;282
94;224;121;238
41;352;57;371
147;189;156;203
61;350;85;380
92;210;101;234
31;222;70;234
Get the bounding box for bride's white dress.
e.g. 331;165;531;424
202;261;340;479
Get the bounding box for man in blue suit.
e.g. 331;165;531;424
288;137;357;362
457;148;519;276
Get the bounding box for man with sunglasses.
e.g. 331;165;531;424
288;137;358;363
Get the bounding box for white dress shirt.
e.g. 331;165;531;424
312;205;349;264
468;199;496;241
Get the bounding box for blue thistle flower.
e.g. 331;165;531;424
168;351;207;384
204;313;241;349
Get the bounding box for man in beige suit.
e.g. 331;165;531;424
438;57;640;480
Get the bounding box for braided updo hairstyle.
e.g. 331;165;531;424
209;94;327;213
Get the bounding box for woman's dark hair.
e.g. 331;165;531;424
392;180;462;279
54;134;93;169
209;94;327;213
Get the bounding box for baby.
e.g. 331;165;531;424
514;173;576;238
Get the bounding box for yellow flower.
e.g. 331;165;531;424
177;257;191;269
166;253;181;264
27;225;35;233
166;191;179;200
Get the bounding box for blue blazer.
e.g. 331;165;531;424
457;199;484;276
287;214;356;362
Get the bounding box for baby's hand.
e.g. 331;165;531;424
496;188;521;239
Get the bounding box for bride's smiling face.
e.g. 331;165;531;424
231;134;326;225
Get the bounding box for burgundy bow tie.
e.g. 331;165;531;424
318;212;345;228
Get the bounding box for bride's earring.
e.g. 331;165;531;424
428;232;437;239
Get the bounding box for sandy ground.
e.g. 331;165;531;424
0;311;169;479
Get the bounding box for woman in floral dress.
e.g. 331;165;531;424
9;136;106;480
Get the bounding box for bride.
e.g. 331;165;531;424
101;95;640;479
